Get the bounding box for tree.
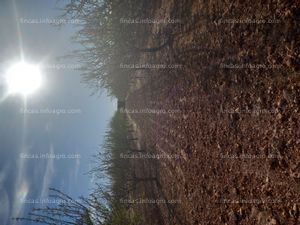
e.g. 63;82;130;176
57;0;172;98
14;188;101;225
14;187;141;225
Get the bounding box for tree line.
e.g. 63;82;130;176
59;0;172;99
14;0;168;223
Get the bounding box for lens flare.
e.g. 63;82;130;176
5;62;42;97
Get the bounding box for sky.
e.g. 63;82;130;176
0;0;116;224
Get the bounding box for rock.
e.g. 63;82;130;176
228;211;237;224
257;211;278;225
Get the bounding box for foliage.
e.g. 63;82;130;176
14;182;140;225
92;110;131;201
14;0;162;223
14;111;141;225
58;0;149;98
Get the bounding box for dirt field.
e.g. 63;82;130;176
126;0;300;224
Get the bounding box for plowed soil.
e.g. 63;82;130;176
126;0;300;224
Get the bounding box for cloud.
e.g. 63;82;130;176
74;156;81;182
45;121;52;133
11;143;55;225
67;155;81;194
40;144;55;199
11;180;29;224
0;188;10;225
11;145;30;223
0;163;9;187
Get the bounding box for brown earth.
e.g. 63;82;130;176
126;0;300;224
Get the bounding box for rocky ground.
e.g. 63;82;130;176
126;0;300;224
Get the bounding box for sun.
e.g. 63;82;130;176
5;62;43;97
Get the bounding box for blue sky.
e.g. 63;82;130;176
0;0;116;224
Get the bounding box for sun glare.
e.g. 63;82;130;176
5;62;42;97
